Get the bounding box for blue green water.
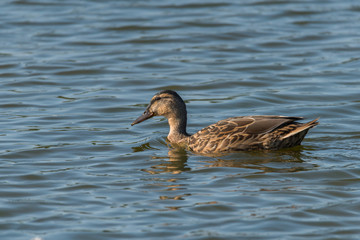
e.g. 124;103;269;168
1;0;360;239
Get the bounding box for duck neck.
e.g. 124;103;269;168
167;113;190;143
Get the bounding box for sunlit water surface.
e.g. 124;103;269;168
1;0;360;239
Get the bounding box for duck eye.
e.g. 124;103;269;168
154;97;161;101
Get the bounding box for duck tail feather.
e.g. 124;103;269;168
280;117;319;140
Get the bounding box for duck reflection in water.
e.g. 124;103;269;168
132;140;315;175
199;147;316;173
132;140;190;174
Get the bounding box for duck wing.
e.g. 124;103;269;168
241;115;303;134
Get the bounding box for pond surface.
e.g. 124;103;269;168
1;0;360;239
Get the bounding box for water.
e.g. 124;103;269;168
1;0;360;239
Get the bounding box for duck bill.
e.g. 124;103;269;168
131;110;154;126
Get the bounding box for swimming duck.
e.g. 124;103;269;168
131;90;319;154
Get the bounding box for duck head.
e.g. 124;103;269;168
131;90;187;126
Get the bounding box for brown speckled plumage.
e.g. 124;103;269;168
131;90;319;154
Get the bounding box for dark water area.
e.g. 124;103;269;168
1;0;360;239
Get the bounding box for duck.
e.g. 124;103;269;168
131;90;319;154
